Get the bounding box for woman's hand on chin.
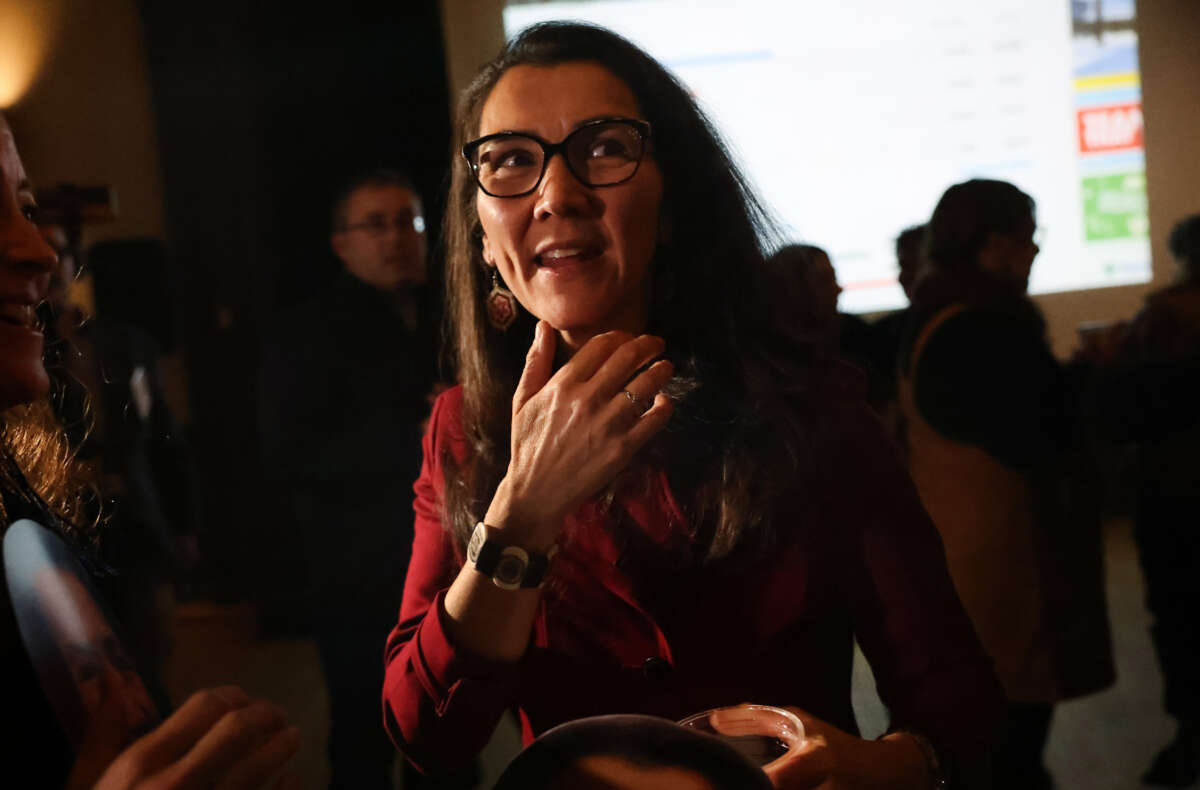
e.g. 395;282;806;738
485;320;674;549
765;709;931;790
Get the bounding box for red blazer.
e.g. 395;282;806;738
383;385;1003;785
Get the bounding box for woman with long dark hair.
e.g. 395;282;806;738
384;23;1002;788
1;112;299;789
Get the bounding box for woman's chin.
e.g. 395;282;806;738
548;321;611;347
0;361;50;410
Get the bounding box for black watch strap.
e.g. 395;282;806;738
467;522;557;589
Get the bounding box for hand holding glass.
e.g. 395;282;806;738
677;704;806;778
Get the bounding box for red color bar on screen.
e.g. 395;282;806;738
1077;102;1144;154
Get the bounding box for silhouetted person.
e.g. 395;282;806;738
872;225;927;445
1095;213;1200;787
259;169;442;789
874;224;925;369
763;244;889;410
899;179;1114;789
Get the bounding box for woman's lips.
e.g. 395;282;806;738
534;247;603;268
0;302;40;333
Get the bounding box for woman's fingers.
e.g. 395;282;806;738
611;358;674;423
162;699;290;788
213;725;301;790
90;687;254;790
128;687;251;770
590;334;666;393
512;320;555;415
762;732;832;789
621;358;674;401
554;330;637;383
621;392;675;454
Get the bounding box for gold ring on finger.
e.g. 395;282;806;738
622;389;652;416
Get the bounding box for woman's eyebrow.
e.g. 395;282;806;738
576;114;627;126
488;116;631;138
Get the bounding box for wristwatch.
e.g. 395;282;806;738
892;731;946;790
467;522;557;590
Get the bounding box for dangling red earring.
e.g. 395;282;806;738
486;269;518;331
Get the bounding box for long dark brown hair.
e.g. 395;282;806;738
442;22;818;564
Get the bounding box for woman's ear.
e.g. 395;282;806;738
481;233;495;266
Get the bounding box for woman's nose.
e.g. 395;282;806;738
534;154;598;220
1;213;58;274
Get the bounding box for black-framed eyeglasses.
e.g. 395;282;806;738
462;117;652;198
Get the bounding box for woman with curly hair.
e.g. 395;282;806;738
1;112;299;789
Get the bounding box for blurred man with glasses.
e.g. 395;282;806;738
331;171;428;303
260;169;453;789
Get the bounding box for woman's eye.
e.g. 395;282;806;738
499;155;524;169
482;146;537;173
588;137;631;159
496;150;535;170
20;204;37;222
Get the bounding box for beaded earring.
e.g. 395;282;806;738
485;269;518;331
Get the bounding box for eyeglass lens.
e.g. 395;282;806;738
470;121;645;197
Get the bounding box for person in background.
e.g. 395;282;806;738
1093;213;1200;787
899;178;1114;788
258;169;448;789
1;110;298;790
761;243;890;411
385;22;1003;789
872;224;927;448
874;224;926;371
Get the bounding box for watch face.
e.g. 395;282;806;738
467;524;486;564
494;552;527;587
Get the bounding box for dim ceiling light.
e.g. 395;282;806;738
0;0;65;108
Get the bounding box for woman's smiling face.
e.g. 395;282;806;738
475;61;664;350
0;115;57;410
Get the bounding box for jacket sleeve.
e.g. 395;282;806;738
381;389;521;775
826;401;1005;789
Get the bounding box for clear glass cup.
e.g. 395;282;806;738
677;704;806;775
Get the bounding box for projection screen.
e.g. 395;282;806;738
502;0;1149;313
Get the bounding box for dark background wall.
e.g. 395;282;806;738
136;0;452;610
